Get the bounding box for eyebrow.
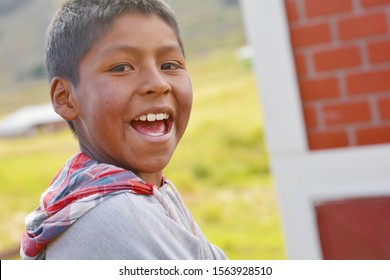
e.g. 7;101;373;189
100;44;184;57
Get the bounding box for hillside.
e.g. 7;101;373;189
0;0;246;114
0;0;62;87
0;1;283;260
167;0;245;56
0;0;243;87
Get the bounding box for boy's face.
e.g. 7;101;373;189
69;13;192;185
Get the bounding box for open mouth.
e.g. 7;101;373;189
130;113;173;137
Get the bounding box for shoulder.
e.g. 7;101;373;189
46;192;202;259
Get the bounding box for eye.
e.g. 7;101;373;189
161;62;181;71
110;64;132;72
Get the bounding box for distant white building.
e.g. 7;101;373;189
236;44;254;61
0;103;66;137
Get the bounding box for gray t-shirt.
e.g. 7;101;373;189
46;182;227;260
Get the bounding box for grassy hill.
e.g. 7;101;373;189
167;0;245;56
0;0;61;87
0;0;245;116
0;0;286;259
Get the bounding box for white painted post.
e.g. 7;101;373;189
240;0;390;259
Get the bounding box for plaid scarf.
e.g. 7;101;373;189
20;151;155;260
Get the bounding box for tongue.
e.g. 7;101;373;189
131;120;166;136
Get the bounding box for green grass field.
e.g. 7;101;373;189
0;50;286;259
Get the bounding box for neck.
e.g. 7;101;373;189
135;171;164;187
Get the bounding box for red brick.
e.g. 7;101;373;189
308;130;349;150
361;0;390;7
290;23;331;48
305;0;352;18
347;69;390;95
285;0;299;22
303;107;318;128
338;13;388;40
314;46;361;71
368;40;390;64
299;77;340;101
378;98;390;119
356;126;390;145
294;53;307;74
323;101;372;125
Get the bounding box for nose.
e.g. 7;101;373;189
138;65;171;96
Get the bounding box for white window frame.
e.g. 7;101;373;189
240;0;390;259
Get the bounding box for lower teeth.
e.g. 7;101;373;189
147;132;165;137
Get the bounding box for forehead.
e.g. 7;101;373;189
91;12;182;55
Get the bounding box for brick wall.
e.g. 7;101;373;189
285;0;390;150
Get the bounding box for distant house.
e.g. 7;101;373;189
0;103;66;138
236;44;254;61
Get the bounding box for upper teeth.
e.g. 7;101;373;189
136;113;170;121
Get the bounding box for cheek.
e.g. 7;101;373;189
176;80;193;131
78;84;127;130
87;81;125;110
178;76;193;110
183;80;193;118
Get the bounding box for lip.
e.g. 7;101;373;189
128;105;175;142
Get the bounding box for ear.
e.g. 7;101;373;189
50;77;78;121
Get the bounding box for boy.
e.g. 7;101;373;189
20;0;227;260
